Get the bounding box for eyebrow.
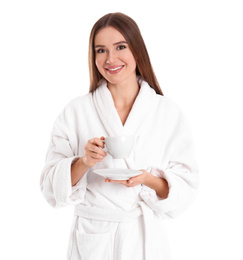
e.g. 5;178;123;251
94;41;128;49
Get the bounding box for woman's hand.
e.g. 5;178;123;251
83;136;107;168
105;169;169;199
105;169;149;187
71;136;106;186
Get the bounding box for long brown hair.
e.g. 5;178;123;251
88;12;163;95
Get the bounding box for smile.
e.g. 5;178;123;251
105;65;124;74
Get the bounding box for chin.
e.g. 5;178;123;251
103;76;124;86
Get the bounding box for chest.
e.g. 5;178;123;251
115;105;133;126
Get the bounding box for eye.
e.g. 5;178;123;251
117;45;127;50
96;48;106;54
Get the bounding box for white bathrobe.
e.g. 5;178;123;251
40;78;199;260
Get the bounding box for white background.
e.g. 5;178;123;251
0;0;242;259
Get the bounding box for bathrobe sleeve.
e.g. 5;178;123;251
140;106;199;219
40;104;87;208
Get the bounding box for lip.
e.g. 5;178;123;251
105;65;124;74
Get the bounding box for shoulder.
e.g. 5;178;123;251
60;92;94;117
155;94;182;116
55;93;93;123
65;92;92;110
142;79;183;117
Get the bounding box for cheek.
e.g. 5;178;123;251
131;57;137;69
95;57;103;72
125;52;137;69
129;57;137;71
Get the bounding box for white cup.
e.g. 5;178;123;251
103;135;134;159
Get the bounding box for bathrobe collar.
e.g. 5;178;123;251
93;77;158;137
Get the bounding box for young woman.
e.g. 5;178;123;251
40;12;199;260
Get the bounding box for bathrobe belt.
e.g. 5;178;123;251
74;202;155;259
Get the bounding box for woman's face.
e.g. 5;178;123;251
94;26;137;86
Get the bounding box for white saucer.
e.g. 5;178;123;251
93;168;142;180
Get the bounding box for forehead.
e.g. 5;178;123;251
94;26;126;45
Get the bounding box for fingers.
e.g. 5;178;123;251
105;179;135;187
83;137;107;167
105;171;147;187
86;138;106;155
86;146;106;158
90;137;105;149
105;179;127;184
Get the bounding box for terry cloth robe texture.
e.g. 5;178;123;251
40;78;199;260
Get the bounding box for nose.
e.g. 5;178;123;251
106;50;117;64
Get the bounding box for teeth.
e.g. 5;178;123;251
108;66;123;71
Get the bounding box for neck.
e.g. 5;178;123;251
107;75;140;109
